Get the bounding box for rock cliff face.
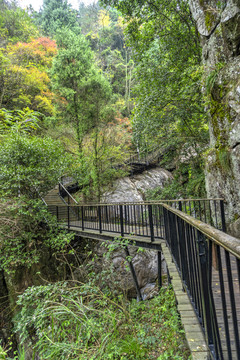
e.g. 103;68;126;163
101;167;172;203
189;0;240;236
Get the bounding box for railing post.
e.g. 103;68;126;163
196;230;214;348
163;207;170;246
98;206;102;234
56;205;59;222
119;205;124;237
176;216;186;286
179;200;182;211
105;205;109;223
148;204;154;242
158;250;162;290
220;200;226;232
82;206;84;231
67;205;70;230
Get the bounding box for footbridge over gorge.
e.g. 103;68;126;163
44;182;240;360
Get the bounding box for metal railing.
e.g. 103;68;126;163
162;203;240;360
58;182;78;205
48;198;226;239
46;198;240;359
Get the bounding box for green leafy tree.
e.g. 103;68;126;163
101;0;208;196
51;29;105;151
0;0;39;45
0;107;40;136
0;37;57;115
78;126;128;201
0;133;73;273
37;0;78;36
83;5;134;116
0;134;70;198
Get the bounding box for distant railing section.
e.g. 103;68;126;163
48;198;226;240
165;198;226;231
48;203;165;240
162;203;240;360
58;182;78;205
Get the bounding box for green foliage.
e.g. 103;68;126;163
205;62;225;95
51;28;95;150
75;122;129;201
0;0;39;44
0;345;7;359
0;132;73;273
0;196;72;273
14;281;190;359
0;134;71;197
0;37;57;115
146;162;206;200
0;107;40;136
101;0;208;193
36;0;78;36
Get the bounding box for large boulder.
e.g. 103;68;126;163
86;242;166;299
101;167;172;203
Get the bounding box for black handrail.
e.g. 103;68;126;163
161;203;240;360
47;199;240;359
58;182;78;205
54;198;226;231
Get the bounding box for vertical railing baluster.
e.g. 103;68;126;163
98;206;102;234
120;204;124;237
225;250;240;359
196;230;214;348
214;200;218;229
216;245;232;359
207;240;223;359
148;204;154;242
198;200;202;221
220;200;226;232
81;206;84;231
237;258;240;291
176;216;186;285
133;205;137;235
67;205;70;229
179;200;182;212
141;205;145;236
158;250;162;290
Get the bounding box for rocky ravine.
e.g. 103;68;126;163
189;0;240;237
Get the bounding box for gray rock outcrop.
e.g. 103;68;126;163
189;0;240;237
88;242;166;299
101;167;172;203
